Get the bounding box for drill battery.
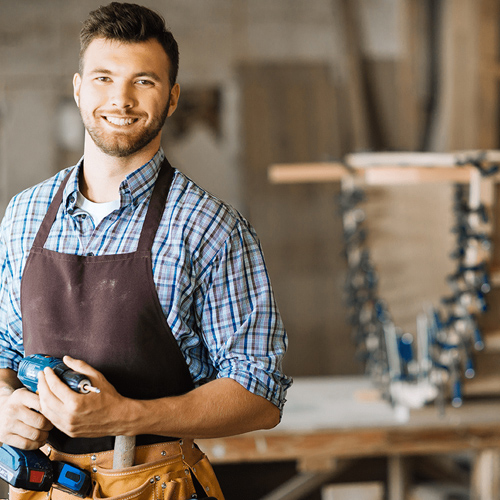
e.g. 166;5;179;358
0;444;91;497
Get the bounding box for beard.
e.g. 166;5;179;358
80;98;170;158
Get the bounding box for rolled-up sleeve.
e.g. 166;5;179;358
200;219;292;415
0;211;23;371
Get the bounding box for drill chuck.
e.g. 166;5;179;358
77;378;100;394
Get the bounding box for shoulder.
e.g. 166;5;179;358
1;168;72;239
6;168;71;215
165;169;259;264
168;169;256;241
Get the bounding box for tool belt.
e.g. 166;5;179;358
8;440;224;500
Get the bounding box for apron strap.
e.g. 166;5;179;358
31;170;73;250
137;158;175;252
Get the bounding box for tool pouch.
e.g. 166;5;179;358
91;450;223;500
9;442;224;500
91;454;195;500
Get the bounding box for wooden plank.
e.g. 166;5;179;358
200;422;500;465
360;166;475;185
478;0;500;149
268;163;476;185
268;163;346;184
345;151;457;167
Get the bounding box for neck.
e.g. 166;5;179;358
80;135;161;202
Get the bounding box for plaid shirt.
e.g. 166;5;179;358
0;149;291;412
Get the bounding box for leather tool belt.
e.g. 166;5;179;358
8;440;224;500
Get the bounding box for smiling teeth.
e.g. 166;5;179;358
106;116;135;126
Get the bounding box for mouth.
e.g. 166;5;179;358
103;116;139;127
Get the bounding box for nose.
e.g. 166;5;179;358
111;81;136;109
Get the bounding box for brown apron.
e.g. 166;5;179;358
11;159;224;500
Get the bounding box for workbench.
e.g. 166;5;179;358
198;376;500;500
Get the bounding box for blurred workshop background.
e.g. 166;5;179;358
2;1;500;499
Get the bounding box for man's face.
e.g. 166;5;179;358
73;38;179;158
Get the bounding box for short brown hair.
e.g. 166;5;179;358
79;2;179;87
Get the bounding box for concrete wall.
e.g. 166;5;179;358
0;0;344;216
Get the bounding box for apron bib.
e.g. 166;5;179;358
15;159;224;500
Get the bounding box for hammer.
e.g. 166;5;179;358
113;435;136;468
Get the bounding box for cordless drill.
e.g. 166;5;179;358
0;354;98;496
18;354;100;394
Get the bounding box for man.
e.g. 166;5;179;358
0;3;291;499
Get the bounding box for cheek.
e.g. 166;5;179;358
79;86;106;110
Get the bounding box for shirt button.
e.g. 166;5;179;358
87;252;94;256
69;195;76;204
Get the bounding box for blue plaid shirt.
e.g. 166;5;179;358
0;149;291;412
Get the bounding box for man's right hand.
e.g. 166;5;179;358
0;368;53;450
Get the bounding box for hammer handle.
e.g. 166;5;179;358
113;435;136;468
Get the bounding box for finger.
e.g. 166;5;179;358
2;389;52;430
8;421;51;449
16;403;53;432
37;370;67;405
1;406;53;449
5;433;49;451
11;419;52;444
13;387;43;413
63;356;100;379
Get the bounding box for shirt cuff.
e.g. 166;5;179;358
0;357;20;371
217;365;292;418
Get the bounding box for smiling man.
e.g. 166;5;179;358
0;3;291;500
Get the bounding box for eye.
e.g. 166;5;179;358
96;76;111;83
136;79;154;86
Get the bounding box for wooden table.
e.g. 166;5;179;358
198;377;500;500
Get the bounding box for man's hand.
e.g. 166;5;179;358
36;356;132;438
0;368;53;449
37;357;280;440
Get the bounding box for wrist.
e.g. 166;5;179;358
114;397;148;436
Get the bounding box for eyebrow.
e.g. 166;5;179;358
89;68;163;82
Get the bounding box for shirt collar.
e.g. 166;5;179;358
64;148;166;212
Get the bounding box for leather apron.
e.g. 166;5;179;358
12;159;224;500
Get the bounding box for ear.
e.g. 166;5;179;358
73;73;82;107
167;83;180;117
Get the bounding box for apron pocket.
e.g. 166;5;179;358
92;459;195;500
7;487;44;500
93;477;154;500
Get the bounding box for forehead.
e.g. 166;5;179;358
81;37;170;78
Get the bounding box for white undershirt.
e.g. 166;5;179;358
75;191;120;226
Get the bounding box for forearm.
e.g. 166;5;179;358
38;358;281;440
124;378;280;439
